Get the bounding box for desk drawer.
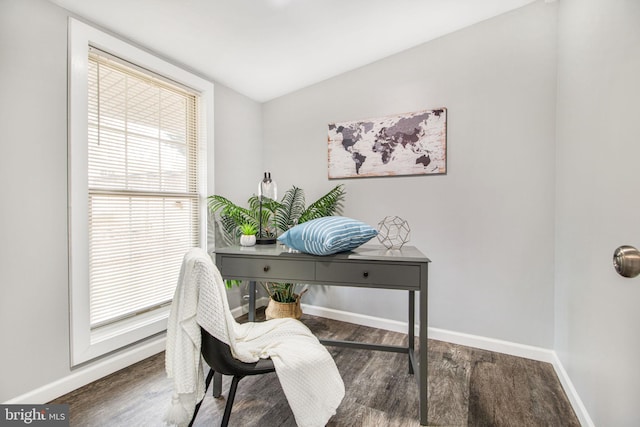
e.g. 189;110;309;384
219;256;315;282
316;261;421;288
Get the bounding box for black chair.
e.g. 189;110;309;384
188;327;276;427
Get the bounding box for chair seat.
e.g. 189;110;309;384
200;327;276;377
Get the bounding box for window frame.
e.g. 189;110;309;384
68;18;213;366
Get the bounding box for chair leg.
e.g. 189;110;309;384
212;371;223;398
221;376;242;427
188;369;214;427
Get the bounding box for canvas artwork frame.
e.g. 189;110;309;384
327;108;447;179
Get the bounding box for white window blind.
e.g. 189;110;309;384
87;48;200;328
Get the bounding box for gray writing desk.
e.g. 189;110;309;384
214;244;430;426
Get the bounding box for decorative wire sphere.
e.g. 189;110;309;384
377;216;411;249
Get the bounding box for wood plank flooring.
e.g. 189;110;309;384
51;311;579;426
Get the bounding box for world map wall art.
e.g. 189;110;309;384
327;108;447;179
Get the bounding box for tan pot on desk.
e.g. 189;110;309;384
265;296;302;320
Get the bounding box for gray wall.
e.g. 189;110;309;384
4;0;638;424
211;84;264;308
555;0;640;425
0;0;263;402
0;0;70;403
262;2;558;348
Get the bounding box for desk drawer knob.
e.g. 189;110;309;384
363;271;369;278
263;265;270;272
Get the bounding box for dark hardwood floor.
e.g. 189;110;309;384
51;311;579;426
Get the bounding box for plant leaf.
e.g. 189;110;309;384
298;184;346;223
208;184;346;244
248;195;282;237
276;186;306;232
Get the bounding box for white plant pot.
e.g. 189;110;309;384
240;234;256;247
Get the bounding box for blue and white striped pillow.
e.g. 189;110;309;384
278;216;378;256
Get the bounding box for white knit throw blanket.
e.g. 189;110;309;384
165;248;345;427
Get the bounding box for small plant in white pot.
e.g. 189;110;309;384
238;223;257;247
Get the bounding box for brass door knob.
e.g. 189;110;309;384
613;245;640;278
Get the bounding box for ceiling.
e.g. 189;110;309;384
49;0;538;102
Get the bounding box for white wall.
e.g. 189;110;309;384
0;0;263;402
555;0;640;425
263;1;558;349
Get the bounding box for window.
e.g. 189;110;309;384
69;19;213;365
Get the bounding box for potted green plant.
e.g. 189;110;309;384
208;184;345;246
208;185;345;317
262;283;308;319
238;223;257;247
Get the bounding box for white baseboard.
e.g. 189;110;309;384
301;303;555;362
301;303;593;426
230;296;269;318
550;352;595;427
5;299;269;405
301;304;410;334
427;327;557;363
5;336;166;405
6;301;593;427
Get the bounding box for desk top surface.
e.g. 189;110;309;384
214;244;430;263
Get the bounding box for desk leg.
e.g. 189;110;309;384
248;281;256;322
408;290;415;374
419;266;428;426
